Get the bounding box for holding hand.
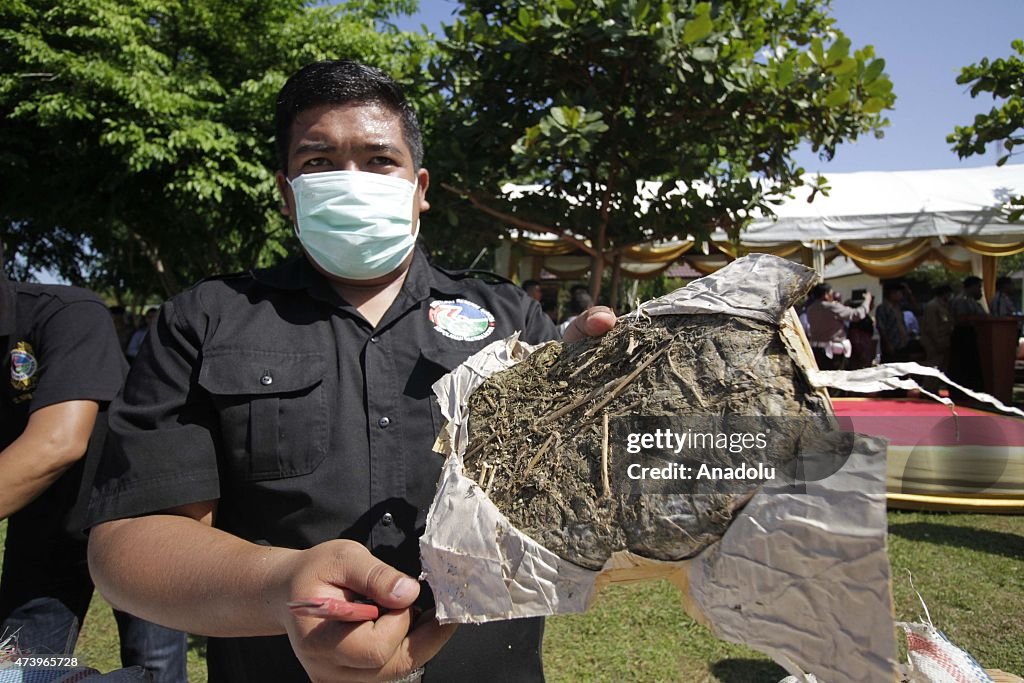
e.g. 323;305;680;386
562;306;617;343
269;539;456;682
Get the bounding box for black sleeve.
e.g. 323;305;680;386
29;297;127;412
86;294;221;526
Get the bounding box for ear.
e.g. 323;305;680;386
275;171;293;218
416;168;430;212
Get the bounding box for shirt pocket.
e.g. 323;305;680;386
419;341;494;440
199;349;328;481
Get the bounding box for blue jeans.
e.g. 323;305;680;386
0;509;187;682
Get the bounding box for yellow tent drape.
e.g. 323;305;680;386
834;239;932;264
620;241;694;263
683;256;729;275
519;238;579;256
950;236;1024;257
930;248;973;273
715;242;802;259
540;263;592;278
510;233;1023;283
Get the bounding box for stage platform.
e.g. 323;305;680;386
833;398;1024;513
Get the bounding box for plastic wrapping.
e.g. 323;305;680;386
420;254;896;682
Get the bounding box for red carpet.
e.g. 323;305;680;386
833;398;1024;511
833;398;1024;447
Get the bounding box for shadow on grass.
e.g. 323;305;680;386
888;522;1024;560
710;658;787;682
188;634;207;658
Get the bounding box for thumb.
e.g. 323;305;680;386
563;306;617;343
334;545;421;610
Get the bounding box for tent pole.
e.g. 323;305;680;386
812;240;828;277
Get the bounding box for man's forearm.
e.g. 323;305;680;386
0;443;74;518
0;402;97;518
88;515;298;637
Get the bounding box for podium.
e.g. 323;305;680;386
970;316;1022;404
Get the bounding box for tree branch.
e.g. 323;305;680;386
441;183;598;257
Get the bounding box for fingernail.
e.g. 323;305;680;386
390;577;419;602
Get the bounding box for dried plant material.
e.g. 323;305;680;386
462;297;840;570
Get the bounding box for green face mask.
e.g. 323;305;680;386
289;170;418;280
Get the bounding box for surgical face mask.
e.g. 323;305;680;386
288;170;419;281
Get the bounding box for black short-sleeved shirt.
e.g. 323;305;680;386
87;250;558;682
0;281;127;540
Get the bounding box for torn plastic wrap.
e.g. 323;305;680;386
420;254;897;683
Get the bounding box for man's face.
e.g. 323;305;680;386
275;102;430;282
526;285;542;301
968;284;982;299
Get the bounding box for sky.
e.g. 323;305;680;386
394;0;1024;174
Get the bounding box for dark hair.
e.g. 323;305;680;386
274;60;423;172
882;282;904;297
932;284;952;297
810;283;832;300
521;279;541;291
996;275;1014;290
568;289;593;316
963;275;982;288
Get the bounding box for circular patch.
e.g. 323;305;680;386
429;299;496;342
10;341;38;390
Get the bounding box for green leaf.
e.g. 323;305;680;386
691;46;715;62
827;35;851;62
864;58;885;83
862;97;886;114
824;88;851;107
831;57;856;76
682;4;713;45
777;60;795;87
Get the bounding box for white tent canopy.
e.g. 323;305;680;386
730;165;1024;244
499;165;1024;289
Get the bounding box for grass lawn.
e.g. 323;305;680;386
2;511;1021;682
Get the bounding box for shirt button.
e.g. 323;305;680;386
378;416;391;428
369;336;379;344
381;512;394;526
260;373;273;386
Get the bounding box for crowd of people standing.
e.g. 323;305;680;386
800;274;1022;392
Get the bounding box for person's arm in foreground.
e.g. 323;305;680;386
89;501;456;682
0;400;98;519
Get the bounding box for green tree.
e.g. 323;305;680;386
1;0;429;301
948;39;1024;221
427;0;894;305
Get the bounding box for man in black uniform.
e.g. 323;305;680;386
0;263;186;680
86;60;615;682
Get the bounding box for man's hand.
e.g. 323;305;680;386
562;306;617;343
91;513;455;682
268;539;456;682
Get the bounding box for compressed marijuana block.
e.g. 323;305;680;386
420;256;898;683
460;262;847;570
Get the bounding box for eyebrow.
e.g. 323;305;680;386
292;141;407;158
